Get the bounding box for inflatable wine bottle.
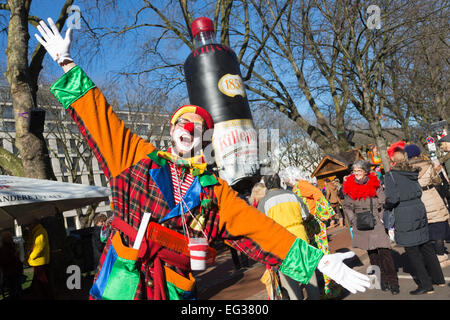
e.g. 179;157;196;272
184;17;259;189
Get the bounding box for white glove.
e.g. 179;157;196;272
35;18;73;64
317;251;370;294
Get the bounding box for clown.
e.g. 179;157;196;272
35;18;370;300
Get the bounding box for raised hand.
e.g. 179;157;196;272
35;17;73;65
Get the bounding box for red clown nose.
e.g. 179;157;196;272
184;122;195;134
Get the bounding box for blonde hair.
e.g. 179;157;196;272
248;183;267;206
390;149;407;163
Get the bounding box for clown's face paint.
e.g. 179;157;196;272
170;113;205;157
172;127;202;154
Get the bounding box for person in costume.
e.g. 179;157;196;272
35;18;370;300
292;179;343;299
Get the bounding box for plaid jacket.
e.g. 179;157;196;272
50;66;323;300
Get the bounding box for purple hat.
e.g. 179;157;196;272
404;144;421;159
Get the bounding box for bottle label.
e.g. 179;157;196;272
211;119;259;185
217;74;246;98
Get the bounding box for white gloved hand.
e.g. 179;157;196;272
35;18;73;65
317;251;370;294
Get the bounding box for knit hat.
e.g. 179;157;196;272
404;144;421;159
387;140;406;158
170;105;214;130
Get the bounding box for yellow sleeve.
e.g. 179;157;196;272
28;233;44;262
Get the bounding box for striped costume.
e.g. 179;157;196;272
50;66;323;300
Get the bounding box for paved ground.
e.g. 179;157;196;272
197;226;450;300
9;225;449;300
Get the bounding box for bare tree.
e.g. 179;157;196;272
316;0;448;168
25;0;447;170
383;1;449;142
0;0;75;179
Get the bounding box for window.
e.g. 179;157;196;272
137;125;148;136
70;139;77;152
2;106;14;119
5;121;15;132
71;157;79;169
66;216;76;231
100;174;108;187
69;124;78;134
56;139;65;155
11;138;18;154
59;158;67;173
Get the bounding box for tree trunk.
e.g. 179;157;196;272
4;0;56;180
368;116;390;170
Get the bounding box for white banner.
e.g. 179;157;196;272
0;175;110;228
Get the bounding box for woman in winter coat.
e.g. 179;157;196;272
384;149;445;295
405;144;450;267
342;160;399;295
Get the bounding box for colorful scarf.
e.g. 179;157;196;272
157;150;207;177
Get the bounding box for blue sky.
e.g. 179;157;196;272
0;0;331;126
1;1;189;84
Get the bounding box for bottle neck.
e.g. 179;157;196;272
194;31;216;48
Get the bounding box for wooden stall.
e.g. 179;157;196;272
312;149;365;189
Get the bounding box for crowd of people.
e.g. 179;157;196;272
243;137;449;299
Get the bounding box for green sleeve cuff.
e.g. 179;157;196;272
279;238;324;284
50;65;96;109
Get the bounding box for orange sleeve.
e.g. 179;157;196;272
214;178;296;260
70;88;156;177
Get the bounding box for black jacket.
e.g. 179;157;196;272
92;226;105;266
384;163;429;247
